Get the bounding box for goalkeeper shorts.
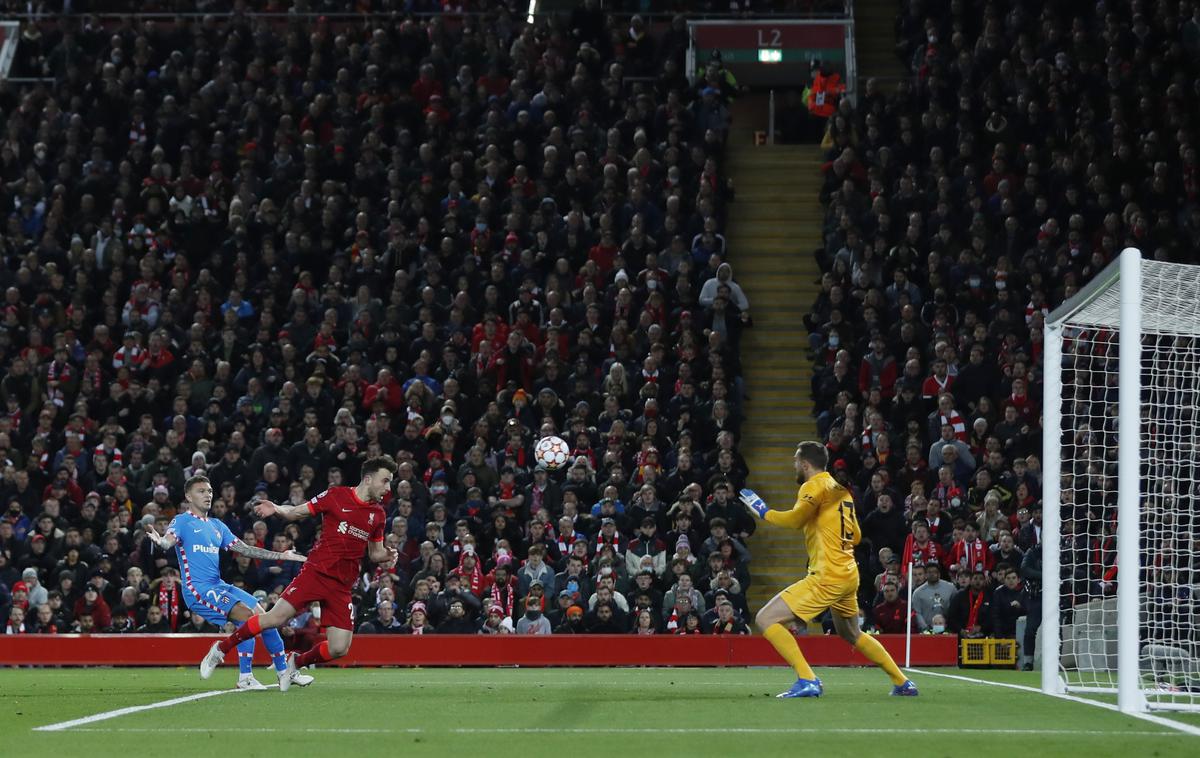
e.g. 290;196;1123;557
780;573;859;622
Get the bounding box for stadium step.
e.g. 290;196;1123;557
854;0;908;87
726;97;823;630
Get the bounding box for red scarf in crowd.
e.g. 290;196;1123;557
452;562;484;597
952;537;989;572
594;533;621;555
966;590;985;630
556;531;579;556
490;578;515;618
159;582;181;631
938;410;967;441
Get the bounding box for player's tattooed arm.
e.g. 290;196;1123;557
141;521;178;550
228;540;307;563
253;499;313;522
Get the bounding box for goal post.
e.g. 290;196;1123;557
1043;248;1200;713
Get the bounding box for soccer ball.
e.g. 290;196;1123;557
534;435;570;470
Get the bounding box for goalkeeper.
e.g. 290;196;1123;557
740;441;918;698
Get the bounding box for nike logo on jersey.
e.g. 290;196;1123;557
341;508;353;513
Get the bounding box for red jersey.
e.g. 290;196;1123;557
304;487;386;585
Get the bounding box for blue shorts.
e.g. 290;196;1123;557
182;580;259;627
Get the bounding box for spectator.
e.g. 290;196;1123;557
516;545;556;598
437;599;480;635
480;605;514;635
910;562;956;632
359;603;403;635
707;599;750;635
28;603;62;634
20;568;48;608
947;572;992;639
137;604;171;633
553;605;586;635
585;601;625;633
399;602;434;636
0;9;752;646
871;579;911;634
631;608;659;635
990;567;1027;639
257;534;302;594
515;596;552;635
948;522;993;575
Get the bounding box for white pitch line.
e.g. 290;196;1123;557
53;726;1185;737
33;686;271;732
908;668;1200;738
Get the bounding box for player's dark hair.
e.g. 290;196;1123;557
184;475;210;493
796;441;828;471
361;455;398;478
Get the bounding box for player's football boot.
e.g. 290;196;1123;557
777;677;822;698
278;652;297;692
890;680;919;696
814;677;824;695
290;669;315;687
199;641;224;680
236;675;267;691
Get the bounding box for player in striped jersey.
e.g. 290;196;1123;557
142;475;313;691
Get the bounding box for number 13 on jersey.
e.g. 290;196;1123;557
838;499;858;549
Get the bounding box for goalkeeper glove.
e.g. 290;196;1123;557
740;488;768;519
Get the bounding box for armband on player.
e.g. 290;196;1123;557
740;488;769;519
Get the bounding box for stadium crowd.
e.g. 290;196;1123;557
810;0;1200;661
0;5;765;640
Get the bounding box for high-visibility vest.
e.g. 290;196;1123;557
806;72;844;118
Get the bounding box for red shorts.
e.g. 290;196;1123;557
280;565;356;631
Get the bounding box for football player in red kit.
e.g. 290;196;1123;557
202;456;399;688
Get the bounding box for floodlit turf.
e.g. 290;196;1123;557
2;666;1198;757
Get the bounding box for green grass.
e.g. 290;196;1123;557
2;667;1197;757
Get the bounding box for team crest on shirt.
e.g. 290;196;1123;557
368;513;375;525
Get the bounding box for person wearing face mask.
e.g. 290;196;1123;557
514;596;551;634
926;613;948;635
819;327;843;365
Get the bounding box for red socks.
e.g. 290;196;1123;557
295;641;333;668
218;614;261;654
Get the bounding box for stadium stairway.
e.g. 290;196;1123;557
854;0;907;88
725;97;824;621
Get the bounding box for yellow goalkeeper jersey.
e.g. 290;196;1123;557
764;470;860;582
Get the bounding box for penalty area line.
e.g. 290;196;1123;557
908;668;1200;738
33;686;275;732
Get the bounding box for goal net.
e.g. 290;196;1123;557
1043;248;1200;713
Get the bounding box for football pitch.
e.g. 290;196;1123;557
3;666;1199;757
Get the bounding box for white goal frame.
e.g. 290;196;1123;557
1042;247;1200;713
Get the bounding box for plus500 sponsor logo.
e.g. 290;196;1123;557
191;544;220;555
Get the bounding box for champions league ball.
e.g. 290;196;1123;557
533;435;570;470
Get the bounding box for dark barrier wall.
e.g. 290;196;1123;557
0;633;957;667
